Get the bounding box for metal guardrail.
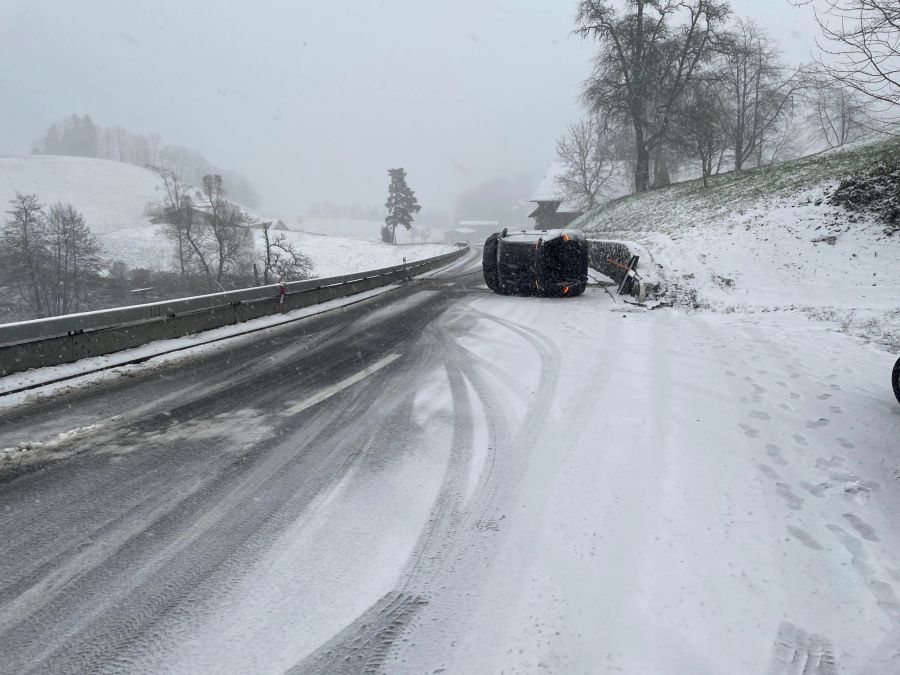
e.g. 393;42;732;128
0;246;469;377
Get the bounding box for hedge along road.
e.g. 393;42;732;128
0;249;899;674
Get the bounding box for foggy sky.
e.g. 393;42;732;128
0;0;820;219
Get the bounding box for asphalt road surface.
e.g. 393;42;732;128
1;251;899;674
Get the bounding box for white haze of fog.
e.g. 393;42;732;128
0;0;820;218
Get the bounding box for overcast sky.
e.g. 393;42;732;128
0;0;820;218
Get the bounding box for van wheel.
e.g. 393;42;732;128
893;356;900;405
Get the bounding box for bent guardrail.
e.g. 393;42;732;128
0;246;469;378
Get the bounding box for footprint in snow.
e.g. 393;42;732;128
837;438;855;450
750;410;771;420
777;483;804;510
792;434;809;446
806;418;831;429
757;463;781;480
800;481;827;497
766;444;788;466
787;526;824;550
739;423;760;438
843;513;881;542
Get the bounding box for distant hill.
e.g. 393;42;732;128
0;155;165;234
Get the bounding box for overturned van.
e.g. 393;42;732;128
482;228;588;297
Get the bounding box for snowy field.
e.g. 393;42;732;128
0;155;454;278
579;136;900;346
99;225;455;278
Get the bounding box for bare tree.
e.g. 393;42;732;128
1;195;101;318
43;202;101;315
672;77;730;186
576;0;730;193
196;174;255;288
260;224;313;284
149;167;198;276
149;170;255;289
1;194;49;316
717;20;806;173
555;116;617;209
758;100;804;166
804;74;870;147
794;0;900;109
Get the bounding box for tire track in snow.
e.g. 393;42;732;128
287;592;428;675
380;303;562;672
298;301;563;673
766;622;838;675
1;348;429;674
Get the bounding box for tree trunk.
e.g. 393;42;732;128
653;149;671;188
634;123;651;193
734;128;745;174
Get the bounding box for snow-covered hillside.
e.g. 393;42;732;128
0;155;163;234
0;156;455;278
577;135;900;345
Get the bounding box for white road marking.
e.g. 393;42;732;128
282;353;403;417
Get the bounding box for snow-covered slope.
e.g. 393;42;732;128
577;135;900;345
0;155;164;234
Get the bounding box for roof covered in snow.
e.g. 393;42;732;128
530;161;568;203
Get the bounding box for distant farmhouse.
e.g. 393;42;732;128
529;161;632;230
254;218;290;231
528;162;584;231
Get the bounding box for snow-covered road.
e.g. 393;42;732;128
0;252;898;674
